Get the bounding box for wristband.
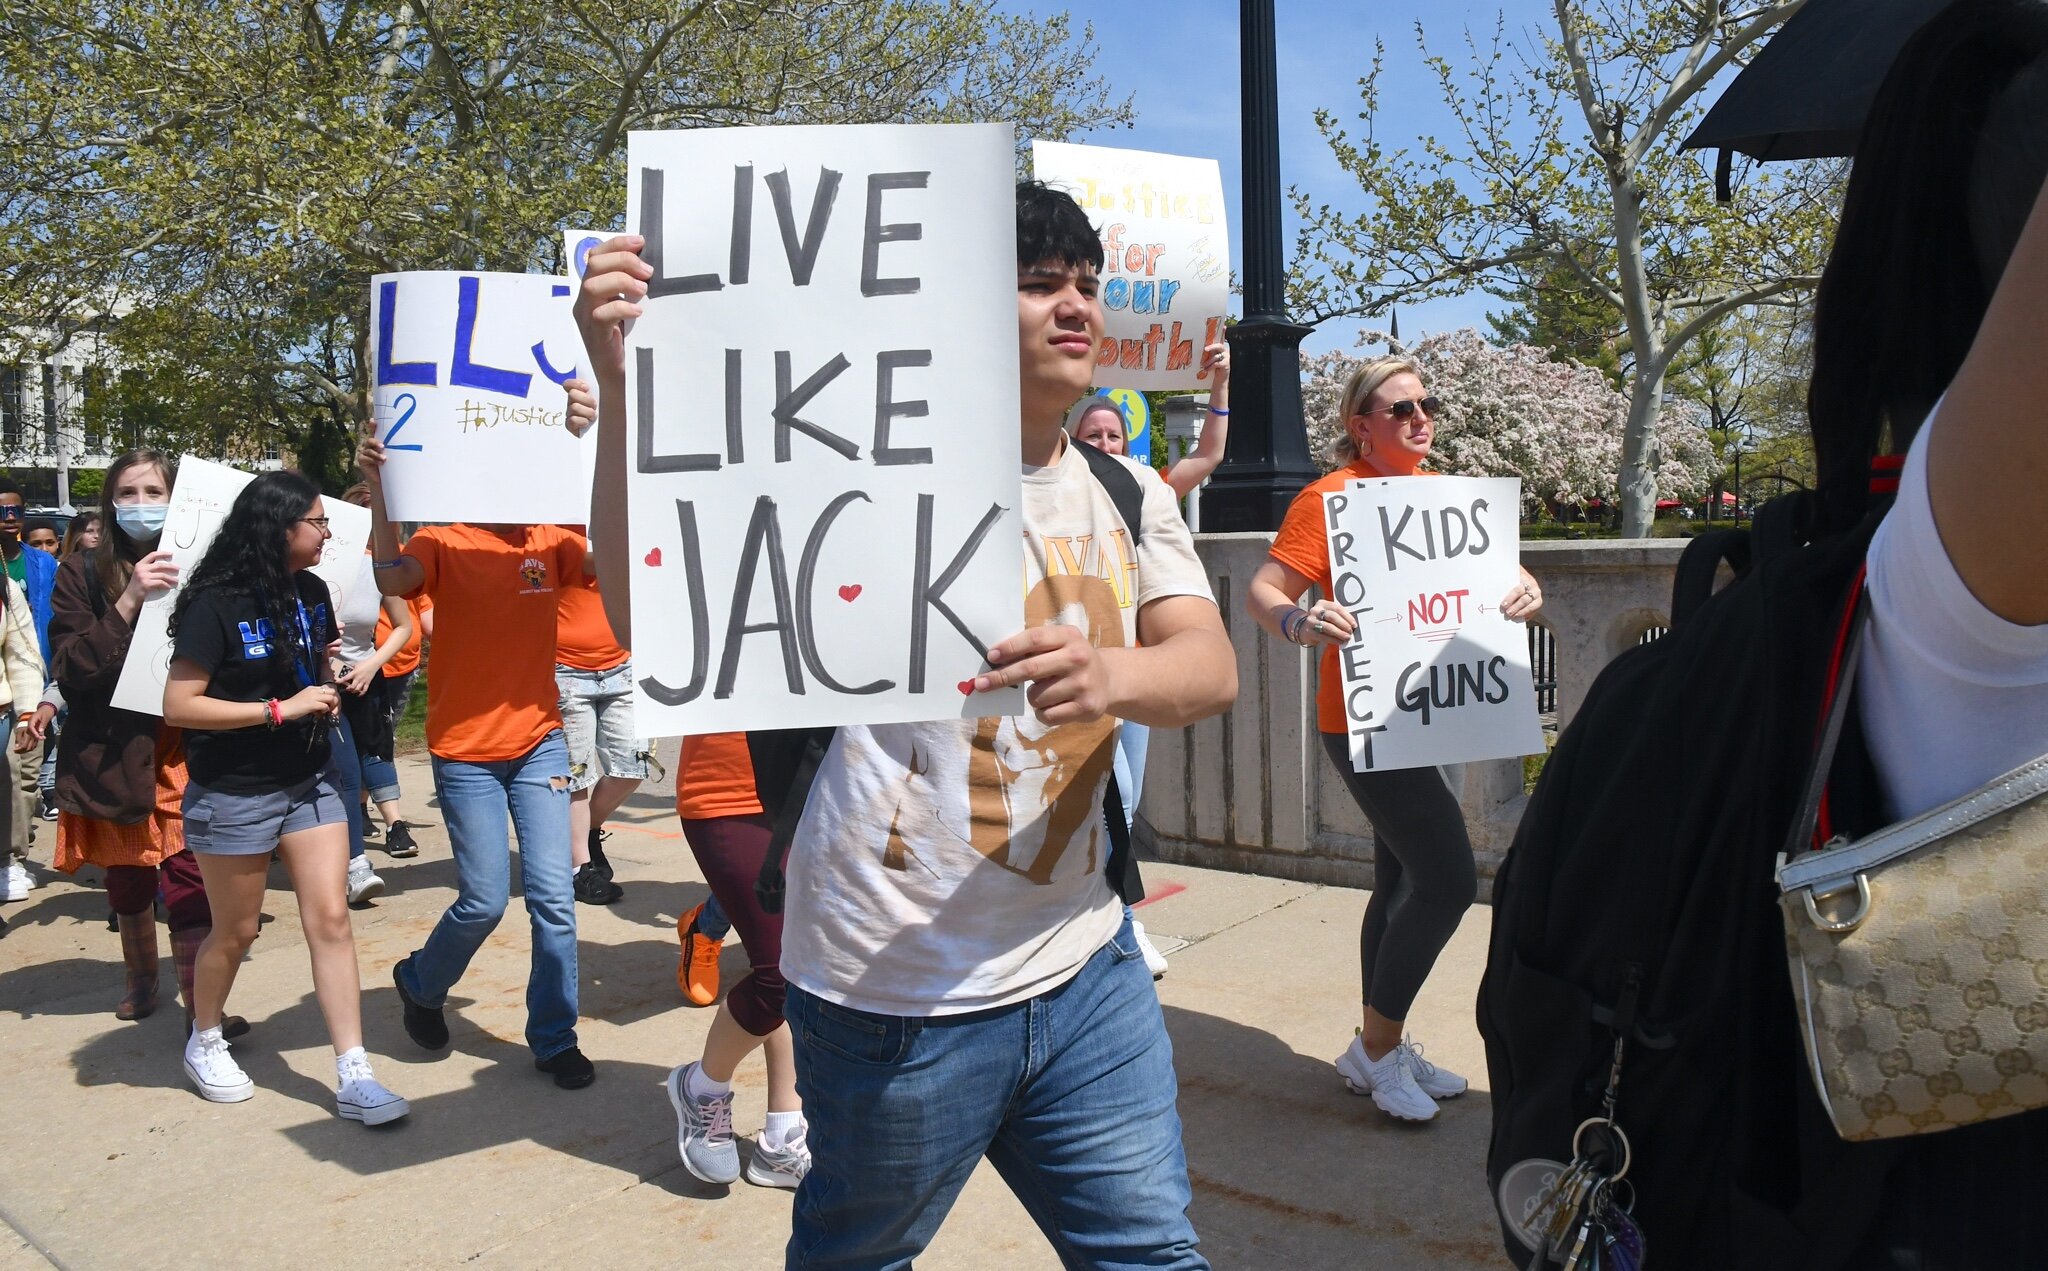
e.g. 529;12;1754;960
1207;405;1230;416
265;699;282;729
372;559;406;571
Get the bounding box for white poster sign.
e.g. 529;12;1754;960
367;271;594;524
1030;140;1230;392
112;458;372;716
565;229;606;282
623;122;1026;735
1323;475;1546;771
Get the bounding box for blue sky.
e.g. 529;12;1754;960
1025;0;1564;356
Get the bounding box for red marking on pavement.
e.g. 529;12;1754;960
1132;881;1186;909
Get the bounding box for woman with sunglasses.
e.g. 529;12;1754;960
1247;358;1542;1123
160;471;407;1123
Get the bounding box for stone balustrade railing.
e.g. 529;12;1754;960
1136;535;1709;888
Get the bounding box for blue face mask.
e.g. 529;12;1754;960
113;503;169;541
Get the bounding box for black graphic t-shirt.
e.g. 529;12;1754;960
173;574;338;793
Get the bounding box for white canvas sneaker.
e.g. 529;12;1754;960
336;1053;410;1126
1334;1034;1439;1122
183;1028;254;1104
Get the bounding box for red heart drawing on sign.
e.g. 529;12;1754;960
838;584;861;602
644;548;662;567
957;680;976;696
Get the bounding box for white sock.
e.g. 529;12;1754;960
686;1063;731;1102
761;1110;805;1150
335;1046;367;1079
189;1024;223;1050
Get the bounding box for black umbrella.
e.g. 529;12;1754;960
1684;0;1954;190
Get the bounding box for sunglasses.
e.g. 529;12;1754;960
0;507;21;520
1359;396;1442;421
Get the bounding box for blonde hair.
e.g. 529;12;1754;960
1329;356;1422;464
1064;396;1122;436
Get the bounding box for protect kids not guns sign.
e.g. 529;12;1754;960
367;270;595;523
1323;476;1546;771
622;123;1027;735
1030;140;1230;392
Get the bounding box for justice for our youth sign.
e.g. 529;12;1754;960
1030;140;1230;392
112;458;372;716
623;123;1027;735
1322;476;1546;771
367;271;594;524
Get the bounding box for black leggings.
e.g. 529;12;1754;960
1319;732;1478;1020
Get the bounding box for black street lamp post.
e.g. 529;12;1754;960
1203;0;1323;534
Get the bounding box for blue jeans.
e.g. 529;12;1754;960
330;709;367;861
698;891;732;940
404;731;578;1058
784;915;1206;1270
361;670;415;805
1112;722;1149;833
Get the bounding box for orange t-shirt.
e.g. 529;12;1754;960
1266;458;1440;736
676;732;764;820
404;524;585;762
555;572;629;672
379;594;433;678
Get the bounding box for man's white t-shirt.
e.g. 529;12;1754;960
779;442;1215;1017
1863;411;2048;820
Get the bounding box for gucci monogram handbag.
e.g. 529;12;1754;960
1775;588;2048;1141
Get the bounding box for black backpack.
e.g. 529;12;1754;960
746;442;1150;914
1477;491;1911;1268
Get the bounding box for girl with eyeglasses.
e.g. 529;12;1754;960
1246;358;1543;1124
160;471;407;1123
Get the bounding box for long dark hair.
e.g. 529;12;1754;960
1807;0;2048;533
92;448;175;604
168;471;322;678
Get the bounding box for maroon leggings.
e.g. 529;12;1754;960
681;814;786;1038
104;850;212;932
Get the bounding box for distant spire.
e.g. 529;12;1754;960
1388;307;1401;348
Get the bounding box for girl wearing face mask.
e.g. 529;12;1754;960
47;450;242;1037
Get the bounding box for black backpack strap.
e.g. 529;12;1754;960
1073;441;1146;549
1671;529;1751;627
1102;772;1146;906
748;727;835;914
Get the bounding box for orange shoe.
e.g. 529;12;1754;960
676;903;723;1007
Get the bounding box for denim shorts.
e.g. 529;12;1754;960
183;773;349;856
555;662;653;792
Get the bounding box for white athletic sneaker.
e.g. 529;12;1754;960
666;1062;741;1184
183;1028;254;1103
1133;919;1169;980
1335;1035;1438;1122
745;1127;812;1189
1336;1032;1469;1101
336;1052;410;1126
346;855;385;905
2;860;33;901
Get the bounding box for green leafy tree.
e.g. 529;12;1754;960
0;0;1132;488
1290;0;1840;536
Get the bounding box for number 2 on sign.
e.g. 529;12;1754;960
382;393;424;452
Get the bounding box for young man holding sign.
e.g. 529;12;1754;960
573;179;1234;1268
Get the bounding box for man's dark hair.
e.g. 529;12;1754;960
25;518;56;538
1016;180;1104;273
0;477;21;502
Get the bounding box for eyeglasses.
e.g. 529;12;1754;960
299;517;330;530
1359;396;1442;421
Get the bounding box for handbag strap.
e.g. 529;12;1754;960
1781;567;1871;865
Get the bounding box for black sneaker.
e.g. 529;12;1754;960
383;822;420;859
36;793;57;822
361;819;381;843
535;1046;595;1090
573;862;622;905
392;958;449;1050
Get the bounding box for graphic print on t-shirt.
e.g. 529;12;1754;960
237;620;275;660
518;556;553;594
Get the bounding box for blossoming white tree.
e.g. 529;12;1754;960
1303;329;1718;518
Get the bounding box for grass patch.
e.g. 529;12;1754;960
395;668;429;755
1523;732;1559;794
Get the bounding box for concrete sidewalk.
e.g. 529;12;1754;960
0;749;1503;1270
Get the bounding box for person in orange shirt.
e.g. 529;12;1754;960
552;542;656;906
354;437;594;1091
1247;356;1543;1125
663;731;807;1189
